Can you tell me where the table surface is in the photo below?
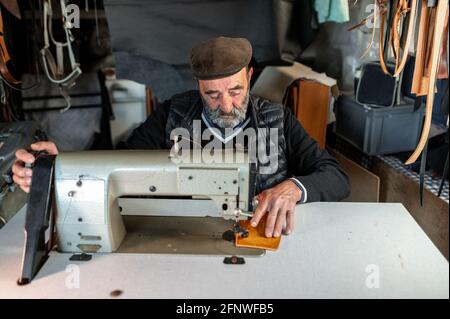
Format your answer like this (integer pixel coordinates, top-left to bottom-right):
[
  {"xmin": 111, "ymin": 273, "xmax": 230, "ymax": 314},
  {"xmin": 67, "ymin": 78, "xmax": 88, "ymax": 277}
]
[{"xmin": 0, "ymin": 202, "xmax": 448, "ymax": 299}]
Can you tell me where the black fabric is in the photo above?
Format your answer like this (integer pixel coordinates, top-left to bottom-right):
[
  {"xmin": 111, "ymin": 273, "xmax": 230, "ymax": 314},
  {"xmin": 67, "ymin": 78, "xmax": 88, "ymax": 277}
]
[
  {"xmin": 356, "ymin": 62, "xmax": 397, "ymax": 107},
  {"xmin": 119, "ymin": 90, "xmax": 350, "ymax": 202}
]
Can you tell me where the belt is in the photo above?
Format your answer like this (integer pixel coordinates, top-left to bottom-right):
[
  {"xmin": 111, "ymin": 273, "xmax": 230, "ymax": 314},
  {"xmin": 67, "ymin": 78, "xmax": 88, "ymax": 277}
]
[{"xmin": 406, "ymin": 0, "xmax": 448, "ymax": 165}]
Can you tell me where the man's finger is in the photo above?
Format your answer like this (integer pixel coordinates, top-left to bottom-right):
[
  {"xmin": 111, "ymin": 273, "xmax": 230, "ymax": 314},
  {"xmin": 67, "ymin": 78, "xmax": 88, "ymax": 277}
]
[
  {"xmin": 15, "ymin": 149, "xmax": 35, "ymax": 165},
  {"xmin": 273, "ymin": 208, "xmax": 287, "ymax": 238},
  {"xmin": 12, "ymin": 174, "xmax": 24, "ymax": 185},
  {"xmin": 31, "ymin": 141, "xmax": 58, "ymax": 155},
  {"xmin": 265, "ymin": 205, "xmax": 279, "ymax": 237},
  {"xmin": 24, "ymin": 177, "xmax": 32, "ymax": 187},
  {"xmin": 12, "ymin": 161, "xmax": 33, "ymax": 178},
  {"xmin": 251, "ymin": 193, "xmax": 269, "ymax": 227},
  {"xmin": 12, "ymin": 175, "xmax": 31, "ymax": 193},
  {"xmin": 283, "ymin": 211, "xmax": 295, "ymax": 235},
  {"xmin": 12, "ymin": 161, "xmax": 25, "ymax": 177}
]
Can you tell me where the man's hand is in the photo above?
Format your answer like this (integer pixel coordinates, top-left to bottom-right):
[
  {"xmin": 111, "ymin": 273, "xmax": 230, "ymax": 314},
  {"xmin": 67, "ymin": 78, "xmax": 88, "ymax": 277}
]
[
  {"xmin": 250, "ymin": 179, "xmax": 301, "ymax": 238},
  {"xmin": 12, "ymin": 141, "xmax": 59, "ymax": 193}
]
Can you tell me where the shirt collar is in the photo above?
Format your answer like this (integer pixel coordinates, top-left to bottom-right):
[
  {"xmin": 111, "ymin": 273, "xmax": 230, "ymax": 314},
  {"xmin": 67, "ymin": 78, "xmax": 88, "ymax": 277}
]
[{"xmin": 201, "ymin": 109, "xmax": 250, "ymax": 144}]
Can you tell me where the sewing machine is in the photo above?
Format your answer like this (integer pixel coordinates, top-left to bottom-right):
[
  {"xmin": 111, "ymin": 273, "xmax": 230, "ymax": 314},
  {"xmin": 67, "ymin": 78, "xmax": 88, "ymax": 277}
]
[{"xmin": 19, "ymin": 149, "xmax": 257, "ymax": 284}]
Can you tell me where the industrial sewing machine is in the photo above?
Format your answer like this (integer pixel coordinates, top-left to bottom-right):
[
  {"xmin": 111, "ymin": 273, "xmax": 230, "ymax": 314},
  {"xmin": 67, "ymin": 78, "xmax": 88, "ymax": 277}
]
[{"xmin": 19, "ymin": 149, "xmax": 257, "ymax": 284}]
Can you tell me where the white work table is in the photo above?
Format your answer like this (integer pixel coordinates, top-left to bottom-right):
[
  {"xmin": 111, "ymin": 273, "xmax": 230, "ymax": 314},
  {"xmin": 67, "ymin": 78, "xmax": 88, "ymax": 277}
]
[{"xmin": 0, "ymin": 202, "xmax": 448, "ymax": 299}]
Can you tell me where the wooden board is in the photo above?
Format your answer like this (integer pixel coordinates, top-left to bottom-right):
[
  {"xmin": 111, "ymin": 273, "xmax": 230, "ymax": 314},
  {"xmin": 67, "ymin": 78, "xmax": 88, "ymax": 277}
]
[
  {"xmin": 296, "ymin": 80, "xmax": 330, "ymax": 149},
  {"xmin": 328, "ymin": 148, "xmax": 380, "ymax": 202}
]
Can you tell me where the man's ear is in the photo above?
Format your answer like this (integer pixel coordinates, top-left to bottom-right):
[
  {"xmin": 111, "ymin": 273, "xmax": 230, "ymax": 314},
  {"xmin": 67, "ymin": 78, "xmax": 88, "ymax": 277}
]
[{"xmin": 247, "ymin": 67, "xmax": 254, "ymax": 81}]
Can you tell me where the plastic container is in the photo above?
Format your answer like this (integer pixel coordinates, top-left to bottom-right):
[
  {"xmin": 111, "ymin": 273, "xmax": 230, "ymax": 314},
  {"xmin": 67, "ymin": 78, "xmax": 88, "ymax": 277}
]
[{"xmin": 335, "ymin": 95, "xmax": 425, "ymax": 156}]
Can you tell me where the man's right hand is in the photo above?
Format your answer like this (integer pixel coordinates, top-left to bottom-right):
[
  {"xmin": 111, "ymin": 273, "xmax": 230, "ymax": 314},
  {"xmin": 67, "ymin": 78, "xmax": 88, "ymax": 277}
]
[{"xmin": 12, "ymin": 141, "xmax": 59, "ymax": 193}]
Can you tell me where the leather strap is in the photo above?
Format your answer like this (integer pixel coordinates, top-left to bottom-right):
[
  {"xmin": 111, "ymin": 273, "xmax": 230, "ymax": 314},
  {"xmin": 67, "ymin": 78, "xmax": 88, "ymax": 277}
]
[
  {"xmin": 351, "ymin": 0, "xmax": 415, "ymax": 77},
  {"xmin": 419, "ymin": 140, "xmax": 428, "ymax": 206},
  {"xmin": 437, "ymin": 9, "xmax": 449, "ymax": 79},
  {"xmin": 406, "ymin": 0, "xmax": 449, "ymax": 165},
  {"xmin": 379, "ymin": 4, "xmax": 390, "ymax": 74},
  {"xmin": 437, "ymin": 148, "xmax": 449, "ymax": 197},
  {"xmin": 393, "ymin": 0, "xmax": 418, "ymax": 77}
]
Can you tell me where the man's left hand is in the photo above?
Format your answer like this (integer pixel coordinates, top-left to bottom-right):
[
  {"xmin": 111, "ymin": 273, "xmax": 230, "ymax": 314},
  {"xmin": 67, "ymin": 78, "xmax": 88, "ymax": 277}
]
[{"xmin": 250, "ymin": 179, "xmax": 302, "ymax": 238}]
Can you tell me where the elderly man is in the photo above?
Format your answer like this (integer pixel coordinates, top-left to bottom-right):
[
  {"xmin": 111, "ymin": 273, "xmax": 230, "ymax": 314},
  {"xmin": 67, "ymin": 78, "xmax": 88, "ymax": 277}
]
[{"xmin": 13, "ymin": 37, "xmax": 350, "ymax": 238}]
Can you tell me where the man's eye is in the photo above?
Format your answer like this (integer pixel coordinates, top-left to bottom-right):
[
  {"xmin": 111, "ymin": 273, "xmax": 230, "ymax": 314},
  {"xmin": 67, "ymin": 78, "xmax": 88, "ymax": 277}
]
[
  {"xmin": 209, "ymin": 94, "xmax": 220, "ymax": 100},
  {"xmin": 229, "ymin": 90, "xmax": 241, "ymax": 96}
]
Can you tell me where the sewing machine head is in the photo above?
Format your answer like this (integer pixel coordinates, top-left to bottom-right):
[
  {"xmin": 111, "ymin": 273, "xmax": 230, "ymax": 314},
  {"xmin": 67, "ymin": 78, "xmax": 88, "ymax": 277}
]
[{"xmin": 54, "ymin": 150, "xmax": 256, "ymax": 253}]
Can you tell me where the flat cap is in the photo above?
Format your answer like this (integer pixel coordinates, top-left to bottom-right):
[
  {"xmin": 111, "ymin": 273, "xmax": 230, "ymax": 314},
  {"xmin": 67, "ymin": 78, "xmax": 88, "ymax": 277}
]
[{"xmin": 190, "ymin": 37, "xmax": 252, "ymax": 80}]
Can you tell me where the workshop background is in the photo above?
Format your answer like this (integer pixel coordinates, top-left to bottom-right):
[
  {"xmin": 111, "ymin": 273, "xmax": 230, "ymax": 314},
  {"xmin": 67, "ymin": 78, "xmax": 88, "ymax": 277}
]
[{"xmin": 0, "ymin": 0, "xmax": 448, "ymax": 260}]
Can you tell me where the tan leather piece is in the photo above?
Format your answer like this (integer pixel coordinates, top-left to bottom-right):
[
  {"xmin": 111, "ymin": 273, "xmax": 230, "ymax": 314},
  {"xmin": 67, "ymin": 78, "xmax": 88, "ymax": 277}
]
[
  {"xmin": 406, "ymin": 0, "xmax": 449, "ymax": 165},
  {"xmin": 411, "ymin": 1, "xmax": 430, "ymax": 96},
  {"xmin": 437, "ymin": 10, "xmax": 449, "ymax": 79},
  {"xmin": 235, "ymin": 218, "xmax": 282, "ymax": 251}
]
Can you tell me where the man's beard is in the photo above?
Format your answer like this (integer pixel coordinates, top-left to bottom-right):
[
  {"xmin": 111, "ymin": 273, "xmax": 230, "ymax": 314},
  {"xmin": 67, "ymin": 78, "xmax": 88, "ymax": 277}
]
[{"xmin": 202, "ymin": 90, "xmax": 250, "ymax": 128}]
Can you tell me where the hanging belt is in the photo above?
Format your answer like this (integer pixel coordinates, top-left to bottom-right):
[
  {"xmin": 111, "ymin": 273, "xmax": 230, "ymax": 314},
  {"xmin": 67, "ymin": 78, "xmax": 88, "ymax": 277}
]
[
  {"xmin": 437, "ymin": 147, "xmax": 449, "ymax": 197},
  {"xmin": 406, "ymin": 0, "xmax": 449, "ymax": 165},
  {"xmin": 393, "ymin": 0, "xmax": 418, "ymax": 77}
]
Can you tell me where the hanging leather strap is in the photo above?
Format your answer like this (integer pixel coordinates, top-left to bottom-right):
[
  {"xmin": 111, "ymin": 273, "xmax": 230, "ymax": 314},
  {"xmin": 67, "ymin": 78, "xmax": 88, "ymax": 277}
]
[
  {"xmin": 379, "ymin": 3, "xmax": 390, "ymax": 73},
  {"xmin": 419, "ymin": 140, "xmax": 428, "ymax": 206},
  {"xmin": 406, "ymin": 0, "xmax": 449, "ymax": 165},
  {"xmin": 393, "ymin": 0, "xmax": 418, "ymax": 77},
  {"xmin": 437, "ymin": 148, "xmax": 449, "ymax": 197}
]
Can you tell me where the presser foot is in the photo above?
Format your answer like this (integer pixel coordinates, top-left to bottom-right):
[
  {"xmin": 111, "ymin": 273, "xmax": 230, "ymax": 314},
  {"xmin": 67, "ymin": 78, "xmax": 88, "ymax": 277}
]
[
  {"xmin": 221, "ymin": 222, "xmax": 249, "ymax": 243},
  {"xmin": 233, "ymin": 222, "xmax": 249, "ymax": 238}
]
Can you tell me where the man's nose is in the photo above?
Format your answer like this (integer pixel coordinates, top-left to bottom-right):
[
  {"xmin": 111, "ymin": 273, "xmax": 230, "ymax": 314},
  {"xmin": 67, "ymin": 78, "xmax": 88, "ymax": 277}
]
[{"xmin": 220, "ymin": 94, "xmax": 234, "ymax": 114}]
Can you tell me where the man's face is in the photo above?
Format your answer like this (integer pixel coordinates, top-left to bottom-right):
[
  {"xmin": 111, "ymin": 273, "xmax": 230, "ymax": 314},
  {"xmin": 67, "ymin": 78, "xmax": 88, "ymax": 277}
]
[{"xmin": 199, "ymin": 67, "xmax": 253, "ymax": 128}]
